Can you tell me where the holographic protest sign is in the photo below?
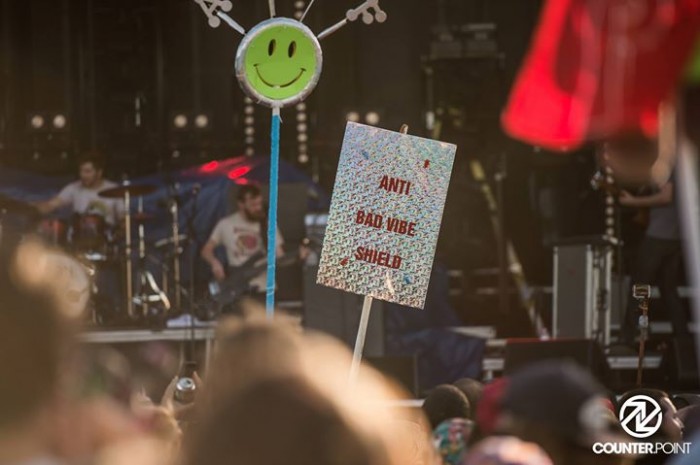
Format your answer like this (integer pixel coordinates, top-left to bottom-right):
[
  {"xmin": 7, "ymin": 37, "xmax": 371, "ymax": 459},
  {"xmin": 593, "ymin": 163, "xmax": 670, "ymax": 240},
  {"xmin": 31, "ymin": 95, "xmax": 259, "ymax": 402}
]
[{"xmin": 317, "ymin": 122, "xmax": 456, "ymax": 309}]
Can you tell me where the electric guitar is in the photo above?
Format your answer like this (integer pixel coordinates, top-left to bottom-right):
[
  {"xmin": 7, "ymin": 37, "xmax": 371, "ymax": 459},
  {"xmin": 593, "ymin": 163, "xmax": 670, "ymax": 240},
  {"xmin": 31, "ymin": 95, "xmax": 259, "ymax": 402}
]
[{"xmin": 208, "ymin": 251, "xmax": 298, "ymax": 306}]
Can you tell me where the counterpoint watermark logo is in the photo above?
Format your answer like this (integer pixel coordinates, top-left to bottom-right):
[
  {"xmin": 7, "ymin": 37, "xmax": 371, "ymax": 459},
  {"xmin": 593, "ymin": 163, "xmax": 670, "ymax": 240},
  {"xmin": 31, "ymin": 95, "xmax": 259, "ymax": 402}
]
[
  {"xmin": 592, "ymin": 394, "xmax": 692, "ymax": 456},
  {"xmin": 619, "ymin": 395, "xmax": 662, "ymax": 439}
]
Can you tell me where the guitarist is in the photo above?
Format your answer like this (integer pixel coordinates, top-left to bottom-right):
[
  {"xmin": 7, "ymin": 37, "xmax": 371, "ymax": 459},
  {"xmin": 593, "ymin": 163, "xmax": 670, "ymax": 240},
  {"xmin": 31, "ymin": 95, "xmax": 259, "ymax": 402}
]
[
  {"xmin": 604, "ymin": 140, "xmax": 687, "ymax": 345},
  {"xmin": 200, "ymin": 185, "xmax": 284, "ymax": 305}
]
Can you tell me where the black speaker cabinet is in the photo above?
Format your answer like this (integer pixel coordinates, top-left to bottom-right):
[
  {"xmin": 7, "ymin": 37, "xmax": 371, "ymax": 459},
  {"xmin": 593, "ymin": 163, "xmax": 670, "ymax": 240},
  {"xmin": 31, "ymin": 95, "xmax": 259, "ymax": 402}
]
[
  {"xmin": 303, "ymin": 265, "xmax": 385, "ymax": 357},
  {"xmin": 504, "ymin": 339, "xmax": 610, "ymax": 386}
]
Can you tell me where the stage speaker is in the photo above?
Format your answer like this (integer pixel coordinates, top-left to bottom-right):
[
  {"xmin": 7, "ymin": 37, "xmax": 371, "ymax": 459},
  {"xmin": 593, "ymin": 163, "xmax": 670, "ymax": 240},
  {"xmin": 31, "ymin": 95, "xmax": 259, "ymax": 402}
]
[
  {"xmin": 303, "ymin": 265, "xmax": 384, "ymax": 357},
  {"xmin": 663, "ymin": 335, "xmax": 699, "ymax": 388},
  {"xmin": 504, "ymin": 339, "xmax": 610, "ymax": 385},
  {"xmin": 366, "ymin": 355, "xmax": 418, "ymax": 397}
]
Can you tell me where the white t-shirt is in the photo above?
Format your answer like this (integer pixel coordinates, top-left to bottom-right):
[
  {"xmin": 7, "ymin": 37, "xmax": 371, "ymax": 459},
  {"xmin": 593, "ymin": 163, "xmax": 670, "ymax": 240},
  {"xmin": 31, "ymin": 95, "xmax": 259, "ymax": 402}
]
[
  {"xmin": 57, "ymin": 180, "xmax": 123, "ymax": 224},
  {"xmin": 209, "ymin": 211, "xmax": 284, "ymax": 291}
]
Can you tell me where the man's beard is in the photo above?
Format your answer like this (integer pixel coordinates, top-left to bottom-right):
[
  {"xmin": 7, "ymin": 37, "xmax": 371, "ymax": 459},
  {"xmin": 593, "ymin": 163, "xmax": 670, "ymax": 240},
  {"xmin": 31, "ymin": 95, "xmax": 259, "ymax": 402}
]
[{"xmin": 243, "ymin": 209, "xmax": 264, "ymax": 222}]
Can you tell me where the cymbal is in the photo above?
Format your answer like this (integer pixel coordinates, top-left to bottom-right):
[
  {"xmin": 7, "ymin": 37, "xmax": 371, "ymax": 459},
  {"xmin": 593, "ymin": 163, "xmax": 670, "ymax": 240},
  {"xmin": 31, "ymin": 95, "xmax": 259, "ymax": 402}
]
[
  {"xmin": 98, "ymin": 184, "xmax": 157, "ymax": 199},
  {"xmin": 0, "ymin": 193, "xmax": 38, "ymax": 215}
]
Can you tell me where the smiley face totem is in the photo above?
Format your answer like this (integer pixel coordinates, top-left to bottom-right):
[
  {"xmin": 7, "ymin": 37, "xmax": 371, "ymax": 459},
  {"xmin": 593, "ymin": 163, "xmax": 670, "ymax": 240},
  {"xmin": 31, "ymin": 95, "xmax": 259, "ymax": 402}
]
[
  {"xmin": 194, "ymin": 0, "xmax": 387, "ymax": 315},
  {"xmin": 195, "ymin": 0, "xmax": 387, "ymax": 108},
  {"xmin": 237, "ymin": 19, "xmax": 321, "ymax": 108}
]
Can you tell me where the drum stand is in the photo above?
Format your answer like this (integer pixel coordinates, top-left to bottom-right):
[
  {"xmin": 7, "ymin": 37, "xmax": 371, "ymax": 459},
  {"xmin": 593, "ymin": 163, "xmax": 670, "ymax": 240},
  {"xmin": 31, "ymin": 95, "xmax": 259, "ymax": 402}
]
[
  {"xmin": 168, "ymin": 196, "xmax": 183, "ymax": 311},
  {"xmin": 132, "ymin": 198, "xmax": 171, "ymax": 318},
  {"xmin": 123, "ymin": 188, "xmax": 134, "ymax": 318}
]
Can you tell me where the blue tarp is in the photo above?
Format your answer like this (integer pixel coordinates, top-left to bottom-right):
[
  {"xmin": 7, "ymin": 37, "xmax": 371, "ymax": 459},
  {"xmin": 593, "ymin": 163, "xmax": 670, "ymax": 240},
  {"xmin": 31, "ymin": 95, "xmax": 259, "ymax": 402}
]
[{"xmin": 385, "ymin": 264, "xmax": 486, "ymax": 392}]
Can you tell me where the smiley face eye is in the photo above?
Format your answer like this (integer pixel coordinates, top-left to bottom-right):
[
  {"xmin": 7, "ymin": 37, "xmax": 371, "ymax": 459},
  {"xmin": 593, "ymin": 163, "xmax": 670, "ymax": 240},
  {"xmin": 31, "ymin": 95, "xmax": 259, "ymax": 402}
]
[
  {"xmin": 288, "ymin": 41, "xmax": 297, "ymax": 58},
  {"xmin": 268, "ymin": 39, "xmax": 276, "ymax": 56}
]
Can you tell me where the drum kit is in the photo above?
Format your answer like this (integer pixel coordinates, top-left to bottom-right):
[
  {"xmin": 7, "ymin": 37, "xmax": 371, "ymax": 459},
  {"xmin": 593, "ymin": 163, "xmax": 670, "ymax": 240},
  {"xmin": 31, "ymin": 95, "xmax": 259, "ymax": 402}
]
[{"xmin": 0, "ymin": 181, "xmax": 196, "ymax": 326}]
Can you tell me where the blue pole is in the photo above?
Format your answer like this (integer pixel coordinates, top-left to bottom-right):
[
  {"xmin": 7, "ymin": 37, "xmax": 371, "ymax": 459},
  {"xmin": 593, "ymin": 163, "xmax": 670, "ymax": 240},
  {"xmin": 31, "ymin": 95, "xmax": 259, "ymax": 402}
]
[{"xmin": 266, "ymin": 107, "xmax": 281, "ymax": 318}]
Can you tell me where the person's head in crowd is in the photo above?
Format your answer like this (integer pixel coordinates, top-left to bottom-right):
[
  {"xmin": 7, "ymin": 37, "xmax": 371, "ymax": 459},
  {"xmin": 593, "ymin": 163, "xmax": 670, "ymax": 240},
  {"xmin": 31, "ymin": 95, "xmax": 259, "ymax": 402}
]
[
  {"xmin": 236, "ymin": 184, "xmax": 265, "ymax": 221},
  {"xmin": 423, "ymin": 384, "xmax": 471, "ymax": 429},
  {"xmin": 499, "ymin": 361, "xmax": 632, "ymax": 465},
  {"xmin": 677, "ymin": 404, "xmax": 700, "ymax": 438},
  {"xmin": 617, "ymin": 388, "xmax": 684, "ymax": 443},
  {"xmin": 0, "ymin": 242, "xmax": 72, "ymax": 463},
  {"xmin": 476, "ymin": 377, "xmax": 509, "ymax": 437},
  {"xmin": 201, "ymin": 314, "xmax": 306, "ymax": 408},
  {"xmin": 462, "ymin": 436, "xmax": 553, "ymax": 465},
  {"xmin": 187, "ymin": 376, "xmax": 389, "ymax": 465},
  {"xmin": 194, "ymin": 317, "xmax": 417, "ymax": 465},
  {"xmin": 433, "ymin": 418, "xmax": 474, "ymax": 465},
  {"xmin": 453, "ymin": 378, "xmax": 483, "ymax": 420}
]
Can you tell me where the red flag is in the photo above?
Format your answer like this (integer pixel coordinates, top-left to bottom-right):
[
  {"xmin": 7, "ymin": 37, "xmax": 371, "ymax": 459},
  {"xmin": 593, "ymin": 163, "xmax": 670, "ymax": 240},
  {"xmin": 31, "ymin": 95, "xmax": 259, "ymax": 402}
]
[{"xmin": 502, "ymin": 0, "xmax": 700, "ymax": 152}]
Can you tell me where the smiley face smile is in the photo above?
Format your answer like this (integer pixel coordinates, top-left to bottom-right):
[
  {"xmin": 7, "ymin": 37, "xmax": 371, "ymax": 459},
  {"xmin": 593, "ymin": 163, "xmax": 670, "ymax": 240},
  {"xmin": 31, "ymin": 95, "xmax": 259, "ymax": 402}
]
[{"xmin": 254, "ymin": 64, "xmax": 306, "ymax": 88}]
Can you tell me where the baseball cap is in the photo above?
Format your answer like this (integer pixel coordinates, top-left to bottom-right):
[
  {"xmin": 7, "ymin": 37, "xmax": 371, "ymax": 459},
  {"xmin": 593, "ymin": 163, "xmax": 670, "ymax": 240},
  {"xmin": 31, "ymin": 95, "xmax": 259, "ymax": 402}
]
[
  {"xmin": 500, "ymin": 360, "xmax": 628, "ymax": 447},
  {"xmin": 475, "ymin": 377, "xmax": 509, "ymax": 436}
]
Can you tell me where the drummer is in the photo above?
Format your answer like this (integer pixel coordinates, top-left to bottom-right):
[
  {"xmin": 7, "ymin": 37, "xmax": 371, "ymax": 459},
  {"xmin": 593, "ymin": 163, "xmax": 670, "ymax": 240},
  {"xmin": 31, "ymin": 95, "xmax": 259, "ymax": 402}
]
[{"xmin": 36, "ymin": 151, "xmax": 123, "ymax": 223}]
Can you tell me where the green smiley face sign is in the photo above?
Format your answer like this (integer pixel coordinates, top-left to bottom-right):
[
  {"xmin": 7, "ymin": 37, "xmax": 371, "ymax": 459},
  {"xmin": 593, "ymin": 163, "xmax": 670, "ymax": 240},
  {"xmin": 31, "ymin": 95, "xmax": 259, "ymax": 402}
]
[{"xmin": 235, "ymin": 18, "xmax": 322, "ymax": 108}]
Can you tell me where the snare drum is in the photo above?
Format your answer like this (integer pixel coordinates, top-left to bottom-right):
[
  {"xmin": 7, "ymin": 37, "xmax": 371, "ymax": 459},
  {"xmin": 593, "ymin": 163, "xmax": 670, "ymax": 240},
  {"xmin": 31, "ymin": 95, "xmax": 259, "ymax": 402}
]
[
  {"xmin": 72, "ymin": 214, "xmax": 109, "ymax": 260},
  {"xmin": 37, "ymin": 219, "xmax": 68, "ymax": 246}
]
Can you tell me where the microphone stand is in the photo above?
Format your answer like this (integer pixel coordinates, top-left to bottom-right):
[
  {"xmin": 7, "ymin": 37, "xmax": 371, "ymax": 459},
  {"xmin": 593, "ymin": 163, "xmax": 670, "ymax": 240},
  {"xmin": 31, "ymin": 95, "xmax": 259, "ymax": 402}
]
[{"xmin": 185, "ymin": 185, "xmax": 201, "ymax": 319}]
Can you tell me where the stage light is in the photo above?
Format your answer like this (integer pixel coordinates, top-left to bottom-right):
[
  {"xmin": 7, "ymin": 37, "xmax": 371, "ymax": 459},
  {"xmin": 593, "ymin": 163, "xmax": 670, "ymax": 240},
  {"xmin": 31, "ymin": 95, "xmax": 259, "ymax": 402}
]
[
  {"xmin": 194, "ymin": 114, "xmax": 209, "ymax": 128},
  {"xmin": 244, "ymin": 126, "xmax": 255, "ymax": 136},
  {"xmin": 296, "ymin": 112, "xmax": 307, "ymax": 123},
  {"xmin": 201, "ymin": 160, "xmax": 220, "ymax": 173},
  {"xmin": 245, "ymin": 136, "xmax": 254, "ymax": 145},
  {"xmin": 245, "ymin": 147, "xmax": 255, "ymax": 156},
  {"xmin": 30, "ymin": 115, "xmax": 45, "ymax": 129},
  {"xmin": 172, "ymin": 150, "xmax": 181, "ymax": 159},
  {"xmin": 52, "ymin": 114, "xmax": 67, "ymax": 129},
  {"xmin": 244, "ymin": 106, "xmax": 254, "ymax": 115},
  {"xmin": 365, "ymin": 111, "xmax": 380, "ymax": 125},
  {"xmin": 173, "ymin": 114, "xmax": 188, "ymax": 128},
  {"xmin": 299, "ymin": 143, "xmax": 307, "ymax": 153},
  {"xmin": 297, "ymin": 123, "xmax": 307, "ymax": 133},
  {"xmin": 296, "ymin": 102, "xmax": 306, "ymax": 112},
  {"xmin": 297, "ymin": 133, "xmax": 308, "ymax": 143},
  {"xmin": 244, "ymin": 116, "xmax": 254, "ymax": 125},
  {"xmin": 298, "ymin": 153, "xmax": 309, "ymax": 163},
  {"xmin": 294, "ymin": 0, "xmax": 305, "ymax": 8},
  {"xmin": 346, "ymin": 111, "xmax": 360, "ymax": 123}
]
